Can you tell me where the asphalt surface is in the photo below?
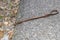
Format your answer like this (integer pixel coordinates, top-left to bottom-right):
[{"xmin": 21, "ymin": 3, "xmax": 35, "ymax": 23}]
[{"xmin": 13, "ymin": 0, "xmax": 60, "ymax": 40}]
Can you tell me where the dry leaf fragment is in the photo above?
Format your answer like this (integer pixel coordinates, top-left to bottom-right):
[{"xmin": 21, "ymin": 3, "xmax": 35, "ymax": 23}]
[
  {"xmin": 8, "ymin": 30, "xmax": 14, "ymax": 39},
  {"xmin": 0, "ymin": 22, "xmax": 2, "ymax": 27},
  {"xmin": 0, "ymin": 30, "xmax": 4, "ymax": 39}
]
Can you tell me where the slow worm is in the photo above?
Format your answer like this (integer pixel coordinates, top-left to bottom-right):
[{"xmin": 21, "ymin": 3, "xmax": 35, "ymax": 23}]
[{"xmin": 14, "ymin": 10, "xmax": 59, "ymax": 26}]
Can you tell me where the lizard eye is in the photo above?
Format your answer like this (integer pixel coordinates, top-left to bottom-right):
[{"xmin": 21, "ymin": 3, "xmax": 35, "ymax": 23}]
[{"xmin": 50, "ymin": 10, "xmax": 59, "ymax": 14}]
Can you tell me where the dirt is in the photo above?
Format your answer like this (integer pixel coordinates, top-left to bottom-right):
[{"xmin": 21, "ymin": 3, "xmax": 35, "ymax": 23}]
[{"xmin": 0, "ymin": 0, "xmax": 20, "ymax": 40}]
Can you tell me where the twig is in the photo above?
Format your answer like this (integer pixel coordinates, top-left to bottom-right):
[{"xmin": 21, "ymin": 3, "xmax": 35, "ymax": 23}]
[{"xmin": 14, "ymin": 10, "xmax": 59, "ymax": 26}]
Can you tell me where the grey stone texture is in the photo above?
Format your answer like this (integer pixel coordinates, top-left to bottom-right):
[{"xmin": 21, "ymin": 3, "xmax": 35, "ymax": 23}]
[{"xmin": 13, "ymin": 0, "xmax": 60, "ymax": 40}]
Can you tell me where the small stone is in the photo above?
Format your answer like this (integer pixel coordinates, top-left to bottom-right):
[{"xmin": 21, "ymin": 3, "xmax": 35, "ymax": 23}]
[
  {"xmin": 4, "ymin": 22, "xmax": 9, "ymax": 26},
  {"xmin": 14, "ymin": 0, "xmax": 20, "ymax": 3},
  {"xmin": 1, "ymin": 34, "xmax": 9, "ymax": 40}
]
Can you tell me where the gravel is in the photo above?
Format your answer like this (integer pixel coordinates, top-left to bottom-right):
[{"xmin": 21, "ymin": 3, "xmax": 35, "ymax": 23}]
[{"xmin": 13, "ymin": 0, "xmax": 60, "ymax": 40}]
